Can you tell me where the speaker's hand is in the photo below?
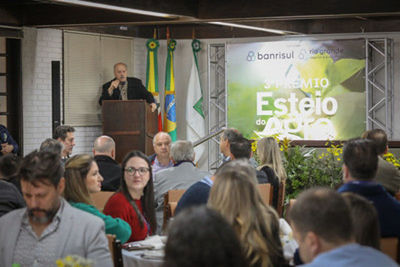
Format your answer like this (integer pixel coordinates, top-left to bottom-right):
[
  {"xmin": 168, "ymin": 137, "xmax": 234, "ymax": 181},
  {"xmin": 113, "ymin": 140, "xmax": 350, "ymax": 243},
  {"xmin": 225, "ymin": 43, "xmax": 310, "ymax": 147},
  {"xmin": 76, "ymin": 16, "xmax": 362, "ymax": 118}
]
[
  {"xmin": 108, "ymin": 80, "xmax": 120, "ymax": 96},
  {"xmin": 150, "ymin": 103, "xmax": 157, "ymax": 112}
]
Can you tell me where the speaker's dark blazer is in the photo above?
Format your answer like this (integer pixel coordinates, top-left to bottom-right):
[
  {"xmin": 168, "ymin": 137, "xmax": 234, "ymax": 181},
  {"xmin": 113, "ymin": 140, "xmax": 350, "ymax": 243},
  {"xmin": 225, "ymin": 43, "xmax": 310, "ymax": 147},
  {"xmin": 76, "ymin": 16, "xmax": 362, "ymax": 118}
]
[{"xmin": 99, "ymin": 77, "xmax": 155, "ymax": 105}]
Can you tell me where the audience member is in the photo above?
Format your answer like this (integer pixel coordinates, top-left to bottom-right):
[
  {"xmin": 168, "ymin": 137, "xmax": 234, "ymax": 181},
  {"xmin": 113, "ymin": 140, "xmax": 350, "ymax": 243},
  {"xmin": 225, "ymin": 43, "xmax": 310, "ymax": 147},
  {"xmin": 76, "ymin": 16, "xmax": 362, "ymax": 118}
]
[
  {"xmin": 154, "ymin": 140, "xmax": 210, "ymax": 233},
  {"xmin": 220, "ymin": 128, "xmax": 258, "ymax": 167},
  {"xmin": 149, "ymin": 132, "xmax": 173, "ymax": 175},
  {"xmin": 163, "ymin": 206, "xmax": 247, "ymax": 267},
  {"xmin": 257, "ymin": 137, "xmax": 287, "ymax": 209},
  {"xmin": 342, "ymin": 192, "xmax": 380, "ymax": 249},
  {"xmin": 40, "ymin": 138, "xmax": 63, "ymax": 156},
  {"xmin": 0, "ymin": 124, "xmax": 18, "ymax": 155},
  {"xmin": 0, "ymin": 151, "xmax": 112, "ymax": 267},
  {"xmin": 64, "ymin": 154, "xmax": 131, "ymax": 243},
  {"xmin": 0, "ymin": 153, "xmax": 21, "ymax": 191},
  {"xmin": 338, "ymin": 138, "xmax": 400, "ymax": 237},
  {"xmin": 362, "ymin": 129, "xmax": 400, "ymax": 195},
  {"xmin": 53, "ymin": 125, "xmax": 75, "ymax": 162},
  {"xmin": 175, "ymin": 174, "xmax": 215, "ymax": 215},
  {"xmin": 0, "ymin": 180, "xmax": 25, "ymax": 217},
  {"xmin": 288, "ymin": 187, "xmax": 396, "ymax": 267},
  {"xmin": 104, "ymin": 150, "xmax": 156, "ymax": 242},
  {"xmin": 219, "ymin": 128, "xmax": 243, "ymax": 163},
  {"xmin": 208, "ymin": 159, "xmax": 287, "ymax": 267},
  {"xmin": 229, "ymin": 137, "xmax": 269, "ymax": 184},
  {"xmin": 176, "ymin": 136, "xmax": 264, "ymax": 215},
  {"xmin": 93, "ymin": 135, "xmax": 121, "ymax": 191}
]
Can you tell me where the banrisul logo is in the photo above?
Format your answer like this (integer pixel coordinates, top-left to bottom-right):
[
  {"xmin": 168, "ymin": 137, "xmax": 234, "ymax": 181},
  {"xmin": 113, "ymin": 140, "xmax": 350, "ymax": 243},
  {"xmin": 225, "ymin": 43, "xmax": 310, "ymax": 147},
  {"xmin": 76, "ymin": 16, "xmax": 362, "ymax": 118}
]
[
  {"xmin": 257, "ymin": 50, "xmax": 294, "ymax": 60},
  {"xmin": 247, "ymin": 51, "xmax": 256, "ymax": 61},
  {"xmin": 247, "ymin": 50, "xmax": 295, "ymax": 62}
]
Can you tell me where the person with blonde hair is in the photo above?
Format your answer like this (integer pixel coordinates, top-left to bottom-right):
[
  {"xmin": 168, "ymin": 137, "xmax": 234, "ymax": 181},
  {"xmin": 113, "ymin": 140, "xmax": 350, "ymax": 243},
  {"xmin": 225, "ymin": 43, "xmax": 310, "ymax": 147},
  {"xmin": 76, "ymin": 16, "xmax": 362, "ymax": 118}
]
[
  {"xmin": 208, "ymin": 160, "xmax": 287, "ymax": 267},
  {"xmin": 256, "ymin": 137, "xmax": 287, "ymax": 209},
  {"xmin": 63, "ymin": 154, "xmax": 131, "ymax": 243}
]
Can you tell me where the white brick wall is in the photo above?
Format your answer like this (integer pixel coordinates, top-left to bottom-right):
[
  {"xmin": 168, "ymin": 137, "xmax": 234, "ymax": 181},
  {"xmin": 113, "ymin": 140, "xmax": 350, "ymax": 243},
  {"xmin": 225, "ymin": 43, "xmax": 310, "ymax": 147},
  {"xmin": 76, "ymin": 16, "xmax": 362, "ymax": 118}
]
[
  {"xmin": 22, "ymin": 27, "xmax": 62, "ymax": 155},
  {"xmin": 73, "ymin": 126, "xmax": 102, "ymax": 155}
]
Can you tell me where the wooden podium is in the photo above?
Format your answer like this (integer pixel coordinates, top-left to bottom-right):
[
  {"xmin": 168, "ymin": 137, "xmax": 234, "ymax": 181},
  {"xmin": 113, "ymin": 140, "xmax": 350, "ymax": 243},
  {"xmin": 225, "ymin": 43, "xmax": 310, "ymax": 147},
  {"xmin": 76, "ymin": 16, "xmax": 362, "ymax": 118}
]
[{"xmin": 102, "ymin": 100, "xmax": 157, "ymax": 163}]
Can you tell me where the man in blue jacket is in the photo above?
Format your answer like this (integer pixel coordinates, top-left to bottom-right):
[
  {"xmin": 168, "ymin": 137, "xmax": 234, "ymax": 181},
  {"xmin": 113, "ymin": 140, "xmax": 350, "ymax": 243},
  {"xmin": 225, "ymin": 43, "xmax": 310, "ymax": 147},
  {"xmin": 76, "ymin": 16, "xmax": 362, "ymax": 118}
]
[
  {"xmin": 338, "ymin": 138, "xmax": 400, "ymax": 238},
  {"xmin": 0, "ymin": 124, "xmax": 18, "ymax": 155}
]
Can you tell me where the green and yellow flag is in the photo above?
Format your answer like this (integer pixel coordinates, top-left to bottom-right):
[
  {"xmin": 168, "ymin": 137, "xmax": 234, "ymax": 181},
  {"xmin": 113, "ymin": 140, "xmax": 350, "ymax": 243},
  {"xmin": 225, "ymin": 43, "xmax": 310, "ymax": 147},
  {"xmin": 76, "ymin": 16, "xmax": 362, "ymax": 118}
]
[
  {"xmin": 145, "ymin": 38, "xmax": 162, "ymax": 131},
  {"xmin": 164, "ymin": 39, "xmax": 177, "ymax": 141}
]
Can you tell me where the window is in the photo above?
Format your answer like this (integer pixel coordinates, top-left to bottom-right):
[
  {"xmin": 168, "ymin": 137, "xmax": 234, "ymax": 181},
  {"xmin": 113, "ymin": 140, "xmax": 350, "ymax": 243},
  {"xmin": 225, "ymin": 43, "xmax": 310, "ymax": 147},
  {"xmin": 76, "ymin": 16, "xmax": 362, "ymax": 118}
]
[{"xmin": 64, "ymin": 31, "xmax": 134, "ymax": 126}]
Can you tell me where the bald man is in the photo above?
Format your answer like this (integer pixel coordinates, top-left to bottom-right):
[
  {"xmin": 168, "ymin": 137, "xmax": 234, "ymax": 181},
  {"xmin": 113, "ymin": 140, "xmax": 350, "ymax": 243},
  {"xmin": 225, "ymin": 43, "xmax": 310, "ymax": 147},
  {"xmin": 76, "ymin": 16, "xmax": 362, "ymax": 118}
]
[
  {"xmin": 99, "ymin": 62, "xmax": 157, "ymax": 112},
  {"xmin": 93, "ymin": 135, "xmax": 121, "ymax": 191},
  {"xmin": 149, "ymin": 132, "xmax": 173, "ymax": 176}
]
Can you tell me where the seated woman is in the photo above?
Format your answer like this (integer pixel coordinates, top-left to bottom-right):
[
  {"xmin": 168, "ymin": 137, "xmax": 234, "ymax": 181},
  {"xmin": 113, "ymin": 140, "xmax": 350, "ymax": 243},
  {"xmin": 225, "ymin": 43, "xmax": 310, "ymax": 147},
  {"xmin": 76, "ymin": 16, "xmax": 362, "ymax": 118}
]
[
  {"xmin": 256, "ymin": 137, "xmax": 287, "ymax": 209},
  {"xmin": 208, "ymin": 159, "xmax": 288, "ymax": 267},
  {"xmin": 64, "ymin": 154, "xmax": 131, "ymax": 243},
  {"xmin": 104, "ymin": 150, "xmax": 156, "ymax": 242}
]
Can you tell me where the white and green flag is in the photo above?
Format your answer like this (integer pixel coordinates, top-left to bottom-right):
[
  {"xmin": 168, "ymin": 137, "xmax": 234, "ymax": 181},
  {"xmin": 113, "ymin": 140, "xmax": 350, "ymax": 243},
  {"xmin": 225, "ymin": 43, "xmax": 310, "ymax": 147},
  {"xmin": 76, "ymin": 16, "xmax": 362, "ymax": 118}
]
[{"xmin": 186, "ymin": 39, "xmax": 206, "ymax": 162}]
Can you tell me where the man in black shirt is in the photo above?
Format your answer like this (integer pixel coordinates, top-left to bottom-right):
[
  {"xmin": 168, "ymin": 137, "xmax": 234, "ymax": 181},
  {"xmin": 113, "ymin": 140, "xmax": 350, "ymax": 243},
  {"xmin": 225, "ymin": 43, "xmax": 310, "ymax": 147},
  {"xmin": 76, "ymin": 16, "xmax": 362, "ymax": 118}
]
[{"xmin": 93, "ymin": 135, "xmax": 121, "ymax": 191}]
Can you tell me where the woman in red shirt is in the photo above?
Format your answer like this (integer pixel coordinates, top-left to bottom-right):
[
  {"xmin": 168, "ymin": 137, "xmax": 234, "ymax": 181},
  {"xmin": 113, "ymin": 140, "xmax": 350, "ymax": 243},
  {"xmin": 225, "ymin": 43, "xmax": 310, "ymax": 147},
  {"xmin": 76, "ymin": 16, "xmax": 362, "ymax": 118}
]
[{"xmin": 104, "ymin": 150, "xmax": 156, "ymax": 242}]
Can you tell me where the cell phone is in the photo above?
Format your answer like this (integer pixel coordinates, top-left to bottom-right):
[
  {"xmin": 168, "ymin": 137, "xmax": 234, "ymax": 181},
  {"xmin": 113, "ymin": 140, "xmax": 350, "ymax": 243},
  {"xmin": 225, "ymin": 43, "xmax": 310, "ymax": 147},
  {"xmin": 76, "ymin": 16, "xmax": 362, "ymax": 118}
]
[{"xmin": 122, "ymin": 243, "xmax": 154, "ymax": 251}]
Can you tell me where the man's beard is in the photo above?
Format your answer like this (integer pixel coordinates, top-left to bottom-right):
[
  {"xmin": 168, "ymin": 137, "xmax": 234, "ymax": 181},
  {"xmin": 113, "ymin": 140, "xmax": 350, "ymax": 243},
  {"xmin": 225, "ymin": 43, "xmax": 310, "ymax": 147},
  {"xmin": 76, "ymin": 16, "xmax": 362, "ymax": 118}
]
[{"xmin": 28, "ymin": 206, "xmax": 59, "ymax": 224}]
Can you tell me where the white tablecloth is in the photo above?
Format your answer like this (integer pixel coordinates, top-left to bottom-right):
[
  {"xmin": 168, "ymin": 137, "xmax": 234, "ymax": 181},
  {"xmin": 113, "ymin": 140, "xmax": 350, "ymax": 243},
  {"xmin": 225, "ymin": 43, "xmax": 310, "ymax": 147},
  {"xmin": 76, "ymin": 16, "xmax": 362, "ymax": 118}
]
[
  {"xmin": 122, "ymin": 235, "xmax": 165, "ymax": 267},
  {"xmin": 122, "ymin": 249, "xmax": 163, "ymax": 267}
]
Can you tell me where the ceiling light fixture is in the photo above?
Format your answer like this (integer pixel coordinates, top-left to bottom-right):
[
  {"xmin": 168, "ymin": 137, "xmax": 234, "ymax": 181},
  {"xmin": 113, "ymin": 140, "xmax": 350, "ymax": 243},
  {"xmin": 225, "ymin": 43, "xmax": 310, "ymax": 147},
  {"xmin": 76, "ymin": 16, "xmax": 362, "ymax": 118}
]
[
  {"xmin": 208, "ymin": 21, "xmax": 291, "ymax": 35},
  {"xmin": 51, "ymin": 0, "xmax": 175, "ymax": 18}
]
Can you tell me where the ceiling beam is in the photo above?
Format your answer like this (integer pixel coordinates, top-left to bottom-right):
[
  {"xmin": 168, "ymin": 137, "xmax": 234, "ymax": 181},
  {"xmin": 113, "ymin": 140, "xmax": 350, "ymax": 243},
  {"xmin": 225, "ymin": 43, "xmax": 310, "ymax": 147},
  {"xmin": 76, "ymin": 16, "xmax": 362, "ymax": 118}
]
[
  {"xmin": 61, "ymin": 17, "xmax": 400, "ymax": 39},
  {"xmin": 198, "ymin": 0, "xmax": 400, "ymax": 20}
]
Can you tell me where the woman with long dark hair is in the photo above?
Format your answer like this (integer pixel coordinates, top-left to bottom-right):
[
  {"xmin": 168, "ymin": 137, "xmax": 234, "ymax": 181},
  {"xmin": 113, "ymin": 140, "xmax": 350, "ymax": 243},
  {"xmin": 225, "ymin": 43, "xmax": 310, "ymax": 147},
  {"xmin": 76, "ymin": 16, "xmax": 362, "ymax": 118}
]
[{"xmin": 104, "ymin": 150, "xmax": 156, "ymax": 242}]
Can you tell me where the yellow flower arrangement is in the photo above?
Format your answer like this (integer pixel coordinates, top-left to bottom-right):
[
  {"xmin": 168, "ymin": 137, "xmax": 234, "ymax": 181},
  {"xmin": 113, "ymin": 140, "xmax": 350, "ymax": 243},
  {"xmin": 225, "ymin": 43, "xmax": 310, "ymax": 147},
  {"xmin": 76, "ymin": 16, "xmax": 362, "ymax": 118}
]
[
  {"xmin": 325, "ymin": 142, "xmax": 343, "ymax": 162},
  {"xmin": 279, "ymin": 137, "xmax": 291, "ymax": 152},
  {"xmin": 251, "ymin": 139, "xmax": 257, "ymax": 153},
  {"xmin": 383, "ymin": 152, "xmax": 400, "ymax": 168},
  {"xmin": 252, "ymin": 136, "xmax": 343, "ymax": 200},
  {"xmin": 56, "ymin": 255, "xmax": 93, "ymax": 267}
]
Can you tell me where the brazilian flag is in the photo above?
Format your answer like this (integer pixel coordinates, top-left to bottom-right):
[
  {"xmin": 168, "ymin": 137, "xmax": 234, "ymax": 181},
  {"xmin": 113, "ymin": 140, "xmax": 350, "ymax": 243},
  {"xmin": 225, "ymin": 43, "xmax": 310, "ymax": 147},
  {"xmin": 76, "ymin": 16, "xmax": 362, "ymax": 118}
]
[{"xmin": 164, "ymin": 39, "xmax": 177, "ymax": 141}]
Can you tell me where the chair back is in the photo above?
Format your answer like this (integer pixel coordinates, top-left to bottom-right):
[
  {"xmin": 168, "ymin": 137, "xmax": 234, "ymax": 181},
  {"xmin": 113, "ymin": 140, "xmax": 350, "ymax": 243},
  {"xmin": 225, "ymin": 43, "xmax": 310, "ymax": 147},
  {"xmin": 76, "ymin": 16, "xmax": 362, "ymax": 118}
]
[
  {"xmin": 257, "ymin": 183, "xmax": 273, "ymax": 206},
  {"xmin": 163, "ymin": 189, "xmax": 186, "ymax": 230},
  {"xmin": 276, "ymin": 180, "xmax": 286, "ymax": 217},
  {"xmin": 107, "ymin": 234, "xmax": 123, "ymax": 267},
  {"xmin": 284, "ymin": 199, "xmax": 297, "ymax": 220},
  {"xmin": 91, "ymin": 191, "xmax": 115, "ymax": 212},
  {"xmin": 380, "ymin": 237, "xmax": 399, "ymax": 263}
]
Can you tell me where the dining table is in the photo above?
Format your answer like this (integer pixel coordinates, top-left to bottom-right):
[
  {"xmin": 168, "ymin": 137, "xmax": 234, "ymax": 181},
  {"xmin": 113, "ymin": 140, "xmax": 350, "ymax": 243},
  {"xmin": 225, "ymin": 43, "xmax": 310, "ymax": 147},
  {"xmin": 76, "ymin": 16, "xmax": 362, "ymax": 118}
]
[{"xmin": 122, "ymin": 235, "xmax": 165, "ymax": 267}]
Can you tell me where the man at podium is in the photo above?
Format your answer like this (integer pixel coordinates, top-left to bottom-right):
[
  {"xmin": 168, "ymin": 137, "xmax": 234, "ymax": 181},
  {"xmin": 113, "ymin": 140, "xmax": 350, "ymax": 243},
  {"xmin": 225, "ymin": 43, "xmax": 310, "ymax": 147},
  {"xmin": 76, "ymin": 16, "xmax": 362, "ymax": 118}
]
[{"xmin": 99, "ymin": 62, "xmax": 157, "ymax": 112}]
